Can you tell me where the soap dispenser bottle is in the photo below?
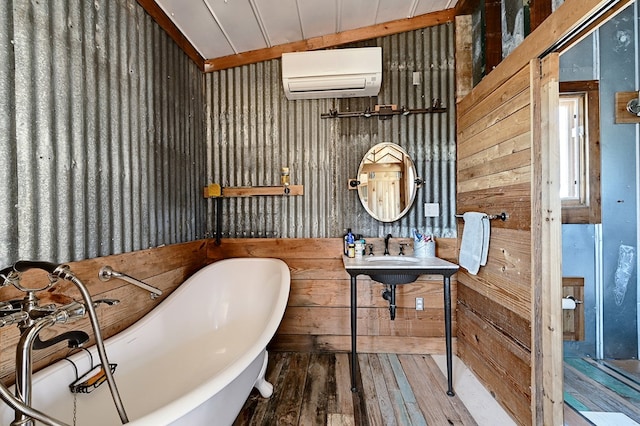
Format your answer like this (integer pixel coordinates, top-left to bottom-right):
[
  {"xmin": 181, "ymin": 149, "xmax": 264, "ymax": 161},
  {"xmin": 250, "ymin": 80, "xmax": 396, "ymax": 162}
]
[
  {"xmin": 347, "ymin": 232, "xmax": 355, "ymax": 258},
  {"xmin": 344, "ymin": 228, "xmax": 353, "ymax": 256}
]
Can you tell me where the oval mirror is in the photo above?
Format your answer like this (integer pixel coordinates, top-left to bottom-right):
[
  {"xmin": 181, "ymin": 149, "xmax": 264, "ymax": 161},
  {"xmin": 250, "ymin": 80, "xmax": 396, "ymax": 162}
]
[{"xmin": 356, "ymin": 142, "xmax": 418, "ymax": 222}]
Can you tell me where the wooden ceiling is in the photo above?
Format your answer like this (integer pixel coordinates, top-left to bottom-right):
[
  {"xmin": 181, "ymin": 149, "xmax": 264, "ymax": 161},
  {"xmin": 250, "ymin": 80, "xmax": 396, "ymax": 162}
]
[
  {"xmin": 136, "ymin": 0, "xmax": 482, "ymax": 72},
  {"xmin": 135, "ymin": 0, "xmax": 561, "ymax": 84}
]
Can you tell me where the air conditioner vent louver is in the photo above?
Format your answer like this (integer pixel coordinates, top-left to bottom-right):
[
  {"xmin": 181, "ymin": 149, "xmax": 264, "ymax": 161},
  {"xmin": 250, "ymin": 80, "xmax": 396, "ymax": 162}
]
[{"xmin": 282, "ymin": 47, "xmax": 382, "ymax": 100}]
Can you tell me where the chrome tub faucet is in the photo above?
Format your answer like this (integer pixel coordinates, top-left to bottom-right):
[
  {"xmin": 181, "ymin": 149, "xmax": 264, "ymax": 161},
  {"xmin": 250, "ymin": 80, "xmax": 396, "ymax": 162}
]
[{"xmin": 0, "ymin": 260, "xmax": 129, "ymax": 426}]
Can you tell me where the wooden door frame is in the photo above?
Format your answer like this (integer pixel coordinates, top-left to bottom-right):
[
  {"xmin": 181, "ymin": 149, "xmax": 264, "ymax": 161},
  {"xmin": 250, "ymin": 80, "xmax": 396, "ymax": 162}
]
[
  {"xmin": 530, "ymin": 2, "xmax": 633, "ymax": 424},
  {"xmin": 531, "ymin": 53, "xmax": 563, "ymax": 425},
  {"xmin": 456, "ymin": 0, "xmax": 634, "ymax": 424}
]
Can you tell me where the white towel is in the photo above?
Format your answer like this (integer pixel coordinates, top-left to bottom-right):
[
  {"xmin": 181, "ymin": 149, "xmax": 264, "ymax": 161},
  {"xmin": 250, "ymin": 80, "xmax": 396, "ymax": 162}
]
[
  {"xmin": 480, "ymin": 215, "xmax": 490, "ymax": 266},
  {"xmin": 459, "ymin": 212, "xmax": 491, "ymax": 275}
]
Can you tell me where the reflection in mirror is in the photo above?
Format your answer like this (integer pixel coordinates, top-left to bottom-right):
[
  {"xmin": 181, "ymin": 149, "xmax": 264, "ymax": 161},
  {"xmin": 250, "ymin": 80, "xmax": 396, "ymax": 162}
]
[{"xmin": 357, "ymin": 142, "xmax": 418, "ymax": 222}]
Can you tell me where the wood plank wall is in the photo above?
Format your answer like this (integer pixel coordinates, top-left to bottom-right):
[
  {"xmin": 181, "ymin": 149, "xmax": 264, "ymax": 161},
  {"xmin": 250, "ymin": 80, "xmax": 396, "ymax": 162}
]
[
  {"xmin": 207, "ymin": 238, "xmax": 458, "ymax": 354},
  {"xmin": 0, "ymin": 240, "xmax": 209, "ymax": 385},
  {"xmin": 456, "ymin": 58, "xmax": 533, "ymax": 425},
  {"xmin": 454, "ymin": 1, "xmax": 627, "ymax": 424},
  {"xmin": 0, "ymin": 237, "xmax": 457, "ymax": 386}
]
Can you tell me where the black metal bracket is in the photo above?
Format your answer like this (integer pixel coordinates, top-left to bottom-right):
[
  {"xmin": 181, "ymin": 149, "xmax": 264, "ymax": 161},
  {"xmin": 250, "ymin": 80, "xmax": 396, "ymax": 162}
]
[
  {"xmin": 215, "ymin": 197, "xmax": 223, "ymax": 246},
  {"xmin": 321, "ymin": 100, "xmax": 447, "ymax": 120}
]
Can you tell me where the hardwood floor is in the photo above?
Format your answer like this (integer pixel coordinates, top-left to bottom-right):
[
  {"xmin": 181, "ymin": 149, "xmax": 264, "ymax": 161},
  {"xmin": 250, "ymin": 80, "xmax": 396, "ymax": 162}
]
[
  {"xmin": 234, "ymin": 352, "xmax": 477, "ymax": 426},
  {"xmin": 604, "ymin": 359, "xmax": 640, "ymax": 384},
  {"xmin": 564, "ymin": 358, "xmax": 640, "ymax": 425},
  {"xmin": 234, "ymin": 353, "xmax": 640, "ymax": 425}
]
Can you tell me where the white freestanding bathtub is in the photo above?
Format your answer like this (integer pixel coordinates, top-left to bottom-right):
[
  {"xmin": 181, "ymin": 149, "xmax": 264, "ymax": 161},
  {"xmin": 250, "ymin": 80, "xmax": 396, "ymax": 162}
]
[{"xmin": 0, "ymin": 258, "xmax": 290, "ymax": 426}]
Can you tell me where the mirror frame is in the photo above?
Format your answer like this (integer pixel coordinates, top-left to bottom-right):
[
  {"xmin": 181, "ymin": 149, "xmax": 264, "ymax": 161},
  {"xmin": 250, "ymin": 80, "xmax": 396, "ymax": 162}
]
[{"xmin": 356, "ymin": 142, "xmax": 419, "ymax": 222}]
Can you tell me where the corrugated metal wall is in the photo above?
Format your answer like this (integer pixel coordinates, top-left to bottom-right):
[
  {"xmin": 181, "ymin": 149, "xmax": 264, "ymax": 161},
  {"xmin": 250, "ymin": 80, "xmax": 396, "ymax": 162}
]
[
  {"xmin": 0, "ymin": 0, "xmax": 207, "ymax": 267},
  {"xmin": 205, "ymin": 23, "xmax": 456, "ymax": 239}
]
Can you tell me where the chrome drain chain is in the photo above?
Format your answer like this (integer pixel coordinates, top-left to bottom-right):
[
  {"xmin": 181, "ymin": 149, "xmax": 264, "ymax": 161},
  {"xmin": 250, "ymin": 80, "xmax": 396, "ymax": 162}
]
[{"xmin": 73, "ymin": 391, "xmax": 77, "ymax": 426}]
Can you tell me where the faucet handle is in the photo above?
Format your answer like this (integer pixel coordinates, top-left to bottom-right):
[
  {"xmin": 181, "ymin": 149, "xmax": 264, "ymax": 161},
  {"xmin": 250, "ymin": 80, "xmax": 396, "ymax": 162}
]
[
  {"xmin": 0, "ymin": 301, "xmax": 14, "ymax": 311},
  {"xmin": 0, "ymin": 311, "xmax": 29, "ymax": 327},
  {"xmin": 398, "ymin": 243, "xmax": 407, "ymax": 256},
  {"xmin": 28, "ymin": 304, "xmax": 58, "ymax": 319},
  {"xmin": 52, "ymin": 301, "xmax": 86, "ymax": 324},
  {"xmin": 367, "ymin": 244, "xmax": 375, "ymax": 256}
]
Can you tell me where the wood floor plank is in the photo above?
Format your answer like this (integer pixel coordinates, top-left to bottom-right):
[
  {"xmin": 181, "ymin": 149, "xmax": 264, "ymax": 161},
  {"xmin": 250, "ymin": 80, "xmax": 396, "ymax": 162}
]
[
  {"xmin": 263, "ymin": 352, "xmax": 310, "ymax": 425},
  {"xmin": 422, "ymin": 355, "xmax": 478, "ymax": 425},
  {"xmin": 563, "ymin": 388, "xmax": 591, "ymax": 412},
  {"xmin": 402, "ymin": 356, "xmax": 447, "ymax": 425},
  {"xmin": 564, "ymin": 361, "xmax": 640, "ymax": 423},
  {"xmin": 591, "ymin": 359, "xmax": 640, "ymax": 393},
  {"xmin": 350, "ymin": 353, "xmax": 369, "ymax": 426},
  {"xmin": 378, "ymin": 353, "xmax": 413, "ymax": 425},
  {"xmin": 366, "ymin": 353, "xmax": 397, "ymax": 425},
  {"xmin": 399, "ymin": 354, "xmax": 464, "ymax": 425},
  {"xmin": 235, "ymin": 352, "xmax": 494, "ymax": 425},
  {"xmin": 388, "ymin": 354, "xmax": 427, "ymax": 426},
  {"xmin": 233, "ymin": 352, "xmax": 288, "ymax": 426},
  {"xmin": 328, "ymin": 413, "xmax": 357, "ymax": 426},
  {"xmin": 606, "ymin": 359, "xmax": 640, "ymax": 382},
  {"xmin": 300, "ymin": 353, "xmax": 331, "ymax": 424},
  {"xmin": 334, "ymin": 353, "xmax": 355, "ymax": 418},
  {"xmin": 563, "ymin": 403, "xmax": 595, "ymax": 426},
  {"xmin": 564, "ymin": 362, "xmax": 614, "ymax": 412},
  {"xmin": 565, "ymin": 358, "xmax": 640, "ymax": 401}
]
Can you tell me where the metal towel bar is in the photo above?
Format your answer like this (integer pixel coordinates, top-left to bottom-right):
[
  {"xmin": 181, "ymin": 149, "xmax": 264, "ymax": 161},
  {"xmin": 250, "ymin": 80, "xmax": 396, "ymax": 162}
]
[
  {"xmin": 455, "ymin": 212, "xmax": 508, "ymax": 221},
  {"xmin": 98, "ymin": 266, "xmax": 162, "ymax": 299}
]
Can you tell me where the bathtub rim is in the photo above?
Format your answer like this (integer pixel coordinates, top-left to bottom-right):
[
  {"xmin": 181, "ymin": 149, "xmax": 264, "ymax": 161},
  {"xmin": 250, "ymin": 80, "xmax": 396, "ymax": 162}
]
[
  {"xmin": 127, "ymin": 257, "xmax": 291, "ymax": 425},
  {"xmin": 21, "ymin": 257, "xmax": 291, "ymax": 426}
]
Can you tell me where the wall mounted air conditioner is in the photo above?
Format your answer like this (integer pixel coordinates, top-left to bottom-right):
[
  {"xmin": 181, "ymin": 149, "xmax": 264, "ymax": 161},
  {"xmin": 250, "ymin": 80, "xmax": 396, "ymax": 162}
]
[{"xmin": 282, "ymin": 47, "xmax": 382, "ymax": 100}]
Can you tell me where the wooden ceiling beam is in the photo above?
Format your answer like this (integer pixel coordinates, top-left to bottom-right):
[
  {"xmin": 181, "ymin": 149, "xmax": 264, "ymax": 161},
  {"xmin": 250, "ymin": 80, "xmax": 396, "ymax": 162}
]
[
  {"xmin": 455, "ymin": 0, "xmax": 482, "ymax": 15},
  {"xmin": 203, "ymin": 8, "xmax": 456, "ymax": 73},
  {"xmin": 484, "ymin": 0, "xmax": 503, "ymax": 72},
  {"xmin": 529, "ymin": 0, "xmax": 553, "ymax": 32}
]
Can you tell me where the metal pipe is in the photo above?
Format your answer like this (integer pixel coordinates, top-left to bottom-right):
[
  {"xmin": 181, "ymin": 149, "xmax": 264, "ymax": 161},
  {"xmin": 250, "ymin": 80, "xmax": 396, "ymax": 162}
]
[
  {"xmin": 53, "ymin": 266, "xmax": 129, "ymax": 424},
  {"xmin": 0, "ymin": 261, "xmax": 128, "ymax": 424},
  {"xmin": 350, "ymin": 275, "xmax": 357, "ymax": 392},
  {"xmin": 215, "ymin": 197, "xmax": 223, "ymax": 246},
  {"xmin": 444, "ymin": 275, "xmax": 454, "ymax": 397},
  {"xmin": 389, "ymin": 285, "xmax": 396, "ymax": 321},
  {"xmin": 12, "ymin": 300, "xmax": 86, "ymax": 425},
  {"xmin": 98, "ymin": 266, "xmax": 162, "ymax": 298},
  {"xmin": 0, "ymin": 378, "xmax": 68, "ymax": 426},
  {"xmin": 454, "ymin": 212, "xmax": 508, "ymax": 221},
  {"xmin": 14, "ymin": 318, "xmax": 54, "ymax": 426}
]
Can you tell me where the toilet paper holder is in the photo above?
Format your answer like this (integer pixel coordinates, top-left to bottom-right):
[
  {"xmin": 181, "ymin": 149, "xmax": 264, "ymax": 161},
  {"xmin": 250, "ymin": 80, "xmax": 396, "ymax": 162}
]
[{"xmin": 562, "ymin": 295, "xmax": 582, "ymax": 310}]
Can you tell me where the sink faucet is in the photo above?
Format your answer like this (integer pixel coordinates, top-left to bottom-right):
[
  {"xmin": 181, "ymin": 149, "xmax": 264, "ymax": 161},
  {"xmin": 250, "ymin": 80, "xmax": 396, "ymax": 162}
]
[{"xmin": 384, "ymin": 234, "xmax": 392, "ymax": 255}]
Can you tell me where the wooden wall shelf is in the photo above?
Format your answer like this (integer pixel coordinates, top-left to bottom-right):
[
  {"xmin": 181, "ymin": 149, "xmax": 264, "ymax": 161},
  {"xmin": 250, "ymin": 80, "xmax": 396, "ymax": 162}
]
[
  {"xmin": 204, "ymin": 184, "xmax": 304, "ymax": 198},
  {"xmin": 205, "ymin": 183, "xmax": 304, "ymax": 245}
]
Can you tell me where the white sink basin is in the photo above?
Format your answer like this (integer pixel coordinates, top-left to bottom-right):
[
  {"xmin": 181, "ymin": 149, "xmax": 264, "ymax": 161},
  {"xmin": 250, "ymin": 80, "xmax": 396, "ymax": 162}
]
[
  {"xmin": 365, "ymin": 256, "xmax": 421, "ymax": 263},
  {"xmin": 343, "ymin": 254, "xmax": 459, "ymax": 286}
]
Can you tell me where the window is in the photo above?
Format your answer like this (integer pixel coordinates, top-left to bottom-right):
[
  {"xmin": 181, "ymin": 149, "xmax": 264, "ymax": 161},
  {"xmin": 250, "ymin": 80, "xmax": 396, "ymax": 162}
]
[
  {"xmin": 559, "ymin": 93, "xmax": 586, "ymax": 204},
  {"xmin": 559, "ymin": 81, "xmax": 601, "ymax": 224}
]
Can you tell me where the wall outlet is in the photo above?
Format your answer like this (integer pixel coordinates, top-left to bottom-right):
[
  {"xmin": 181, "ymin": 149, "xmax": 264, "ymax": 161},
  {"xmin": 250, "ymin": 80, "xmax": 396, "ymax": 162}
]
[
  {"xmin": 424, "ymin": 203, "xmax": 440, "ymax": 217},
  {"xmin": 412, "ymin": 72, "xmax": 421, "ymax": 85},
  {"xmin": 415, "ymin": 297, "xmax": 424, "ymax": 311}
]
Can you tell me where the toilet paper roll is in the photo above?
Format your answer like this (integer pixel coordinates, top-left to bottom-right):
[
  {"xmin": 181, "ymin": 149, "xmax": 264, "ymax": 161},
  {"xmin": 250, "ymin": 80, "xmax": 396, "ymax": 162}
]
[{"xmin": 562, "ymin": 297, "xmax": 576, "ymax": 310}]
